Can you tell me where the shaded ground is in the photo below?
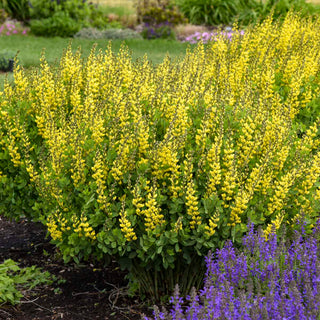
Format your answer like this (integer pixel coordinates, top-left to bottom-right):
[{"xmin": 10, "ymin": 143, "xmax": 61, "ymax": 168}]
[{"xmin": 0, "ymin": 216, "xmax": 153, "ymax": 320}]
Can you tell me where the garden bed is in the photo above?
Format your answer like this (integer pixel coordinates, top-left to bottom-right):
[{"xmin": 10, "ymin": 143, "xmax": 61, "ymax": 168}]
[{"xmin": 0, "ymin": 216, "xmax": 151, "ymax": 320}]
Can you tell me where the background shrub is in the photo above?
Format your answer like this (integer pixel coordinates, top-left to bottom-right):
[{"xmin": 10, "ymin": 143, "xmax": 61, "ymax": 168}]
[
  {"xmin": 28, "ymin": 0, "xmax": 111, "ymax": 37},
  {"xmin": 175, "ymin": 0, "xmax": 240, "ymax": 26},
  {"xmin": 136, "ymin": 0, "xmax": 186, "ymax": 39},
  {"xmin": 74, "ymin": 28, "xmax": 104, "ymax": 40},
  {"xmin": 30, "ymin": 11, "xmax": 82, "ymax": 37},
  {"xmin": 74, "ymin": 28, "xmax": 142, "ymax": 39},
  {"xmin": 175, "ymin": 0, "xmax": 320, "ymax": 26},
  {"xmin": 101, "ymin": 28, "xmax": 142, "ymax": 39}
]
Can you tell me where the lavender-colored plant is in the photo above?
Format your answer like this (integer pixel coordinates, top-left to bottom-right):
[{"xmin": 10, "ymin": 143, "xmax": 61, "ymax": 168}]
[{"xmin": 145, "ymin": 220, "xmax": 320, "ymax": 319}]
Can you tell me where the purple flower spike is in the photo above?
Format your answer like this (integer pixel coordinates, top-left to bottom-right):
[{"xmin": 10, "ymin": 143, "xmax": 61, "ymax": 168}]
[{"xmin": 150, "ymin": 219, "xmax": 320, "ymax": 320}]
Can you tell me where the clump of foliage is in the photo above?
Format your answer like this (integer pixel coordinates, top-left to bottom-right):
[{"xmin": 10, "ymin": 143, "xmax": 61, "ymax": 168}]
[
  {"xmin": 0, "ymin": 0, "xmax": 30, "ymax": 22},
  {"xmin": 74, "ymin": 27, "xmax": 104, "ymax": 39},
  {"xmin": 0, "ymin": 13, "xmax": 320, "ymax": 299},
  {"xmin": 175, "ymin": 0, "xmax": 320, "ymax": 26},
  {"xmin": 258, "ymin": 0, "xmax": 320, "ymax": 22},
  {"xmin": 0, "ymin": 259, "xmax": 54, "ymax": 305},
  {"xmin": 27, "ymin": 0, "xmax": 111, "ymax": 37},
  {"xmin": 175, "ymin": 0, "xmax": 242, "ymax": 26},
  {"xmin": 0, "ymin": 50, "xmax": 15, "ymax": 71},
  {"xmin": 136, "ymin": 0, "xmax": 186, "ymax": 39},
  {"xmin": 30, "ymin": 11, "xmax": 82, "ymax": 37},
  {"xmin": 147, "ymin": 221, "xmax": 320, "ymax": 319}
]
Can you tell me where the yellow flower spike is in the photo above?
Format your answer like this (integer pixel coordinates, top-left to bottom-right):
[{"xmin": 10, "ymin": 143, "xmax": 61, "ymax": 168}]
[
  {"xmin": 47, "ymin": 212, "xmax": 63, "ymax": 241},
  {"xmin": 140, "ymin": 184, "xmax": 165, "ymax": 232},
  {"xmin": 92, "ymin": 152, "xmax": 109, "ymax": 211},
  {"xmin": 205, "ymin": 212, "xmax": 220, "ymax": 237},
  {"xmin": 119, "ymin": 205, "xmax": 137, "ymax": 242},
  {"xmin": 206, "ymin": 136, "xmax": 222, "ymax": 196},
  {"xmin": 267, "ymin": 169, "xmax": 297, "ymax": 215},
  {"xmin": 221, "ymin": 140, "xmax": 237, "ymax": 207},
  {"xmin": 184, "ymin": 157, "xmax": 201, "ymax": 229},
  {"xmin": 263, "ymin": 211, "xmax": 284, "ymax": 241}
]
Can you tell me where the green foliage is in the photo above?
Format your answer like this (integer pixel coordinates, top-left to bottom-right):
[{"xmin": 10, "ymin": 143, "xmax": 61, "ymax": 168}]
[
  {"xmin": 258, "ymin": 0, "xmax": 320, "ymax": 21},
  {"xmin": 0, "ymin": 50, "xmax": 15, "ymax": 72},
  {"xmin": 28, "ymin": 0, "xmax": 111, "ymax": 37},
  {"xmin": 89, "ymin": 8, "xmax": 120, "ymax": 30},
  {"xmin": 29, "ymin": 0, "xmax": 91, "ymax": 21},
  {"xmin": 30, "ymin": 11, "xmax": 82, "ymax": 37},
  {"xmin": 0, "ymin": 259, "xmax": 54, "ymax": 305},
  {"xmin": 0, "ymin": 0, "xmax": 30, "ymax": 22},
  {"xmin": 175, "ymin": 0, "xmax": 320, "ymax": 26},
  {"xmin": 175, "ymin": 0, "xmax": 241, "ymax": 25}
]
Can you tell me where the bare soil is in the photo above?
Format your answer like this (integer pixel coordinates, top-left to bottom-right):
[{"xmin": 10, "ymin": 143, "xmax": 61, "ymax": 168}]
[{"xmin": 0, "ymin": 216, "xmax": 153, "ymax": 320}]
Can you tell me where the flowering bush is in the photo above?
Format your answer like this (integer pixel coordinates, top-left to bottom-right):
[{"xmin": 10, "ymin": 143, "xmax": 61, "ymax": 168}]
[
  {"xmin": 0, "ymin": 13, "xmax": 320, "ymax": 298},
  {"xmin": 147, "ymin": 221, "xmax": 320, "ymax": 319},
  {"xmin": 0, "ymin": 20, "xmax": 28, "ymax": 36}
]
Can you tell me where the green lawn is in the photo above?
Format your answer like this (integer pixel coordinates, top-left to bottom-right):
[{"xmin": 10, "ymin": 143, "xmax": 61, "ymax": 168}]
[{"xmin": 0, "ymin": 35, "xmax": 192, "ymax": 90}]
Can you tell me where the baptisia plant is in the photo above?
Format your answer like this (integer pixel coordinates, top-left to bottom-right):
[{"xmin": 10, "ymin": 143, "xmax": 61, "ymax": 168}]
[{"xmin": 0, "ymin": 13, "xmax": 319, "ymax": 299}]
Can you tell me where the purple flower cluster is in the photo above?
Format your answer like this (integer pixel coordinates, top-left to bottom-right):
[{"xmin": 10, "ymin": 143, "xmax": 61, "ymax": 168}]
[
  {"xmin": 183, "ymin": 28, "xmax": 245, "ymax": 44},
  {"xmin": 142, "ymin": 21, "xmax": 175, "ymax": 40},
  {"xmin": 0, "ymin": 21, "xmax": 28, "ymax": 36},
  {"xmin": 146, "ymin": 221, "xmax": 320, "ymax": 319}
]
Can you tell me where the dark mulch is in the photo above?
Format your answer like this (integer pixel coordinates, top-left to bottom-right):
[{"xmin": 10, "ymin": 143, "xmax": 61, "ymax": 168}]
[{"xmin": 0, "ymin": 216, "xmax": 153, "ymax": 320}]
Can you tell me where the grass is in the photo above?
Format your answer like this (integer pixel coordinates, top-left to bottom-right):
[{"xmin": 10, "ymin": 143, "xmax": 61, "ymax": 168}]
[
  {"xmin": 97, "ymin": 5, "xmax": 134, "ymax": 16},
  {"xmin": 0, "ymin": 35, "xmax": 191, "ymax": 90},
  {"xmin": 95, "ymin": 2, "xmax": 135, "ymax": 16},
  {"xmin": 93, "ymin": 0, "xmax": 134, "ymax": 7}
]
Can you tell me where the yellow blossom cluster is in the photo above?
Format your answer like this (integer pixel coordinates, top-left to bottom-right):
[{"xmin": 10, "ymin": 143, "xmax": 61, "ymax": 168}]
[
  {"xmin": 47, "ymin": 212, "xmax": 63, "ymax": 241},
  {"xmin": 119, "ymin": 206, "xmax": 137, "ymax": 242},
  {"xmin": 72, "ymin": 215, "xmax": 96, "ymax": 240}
]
